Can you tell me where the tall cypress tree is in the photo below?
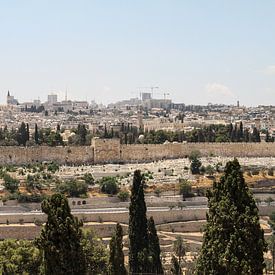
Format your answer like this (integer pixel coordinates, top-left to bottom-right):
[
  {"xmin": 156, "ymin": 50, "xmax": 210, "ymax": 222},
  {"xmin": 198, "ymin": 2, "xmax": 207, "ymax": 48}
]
[
  {"xmin": 239, "ymin": 121, "xmax": 244, "ymax": 141},
  {"xmin": 26, "ymin": 123, "xmax": 30, "ymax": 142},
  {"xmin": 128, "ymin": 170, "xmax": 149, "ymax": 274},
  {"xmin": 34, "ymin": 123, "xmax": 39, "ymax": 144},
  {"xmin": 148, "ymin": 216, "xmax": 163, "ymax": 274},
  {"xmin": 171, "ymin": 255, "xmax": 181, "ymax": 275},
  {"xmin": 17, "ymin": 122, "xmax": 28, "ymax": 146},
  {"xmin": 109, "ymin": 223, "xmax": 127, "ymax": 275},
  {"xmin": 196, "ymin": 159, "xmax": 267, "ymax": 274},
  {"xmin": 35, "ymin": 194, "xmax": 86, "ymax": 275}
]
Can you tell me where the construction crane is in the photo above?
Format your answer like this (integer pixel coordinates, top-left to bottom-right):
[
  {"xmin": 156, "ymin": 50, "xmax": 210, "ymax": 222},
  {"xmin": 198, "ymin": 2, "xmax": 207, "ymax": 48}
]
[{"xmin": 154, "ymin": 92, "xmax": 171, "ymax": 100}]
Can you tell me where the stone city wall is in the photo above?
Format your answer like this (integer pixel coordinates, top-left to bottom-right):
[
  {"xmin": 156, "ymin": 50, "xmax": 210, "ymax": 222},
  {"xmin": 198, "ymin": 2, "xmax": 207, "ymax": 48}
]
[
  {"xmin": 1, "ymin": 139, "xmax": 275, "ymax": 165},
  {"xmin": 0, "ymin": 146, "xmax": 94, "ymax": 165}
]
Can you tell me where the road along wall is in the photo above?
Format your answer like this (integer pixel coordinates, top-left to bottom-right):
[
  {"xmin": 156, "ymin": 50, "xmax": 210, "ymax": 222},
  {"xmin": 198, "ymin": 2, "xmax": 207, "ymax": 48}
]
[
  {"xmin": 1, "ymin": 139, "xmax": 275, "ymax": 165},
  {"xmin": 0, "ymin": 206, "xmax": 273, "ymax": 239}
]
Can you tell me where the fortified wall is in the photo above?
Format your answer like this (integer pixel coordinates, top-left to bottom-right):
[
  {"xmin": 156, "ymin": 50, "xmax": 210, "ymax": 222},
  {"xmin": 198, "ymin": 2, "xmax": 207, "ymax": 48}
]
[
  {"xmin": 0, "ymin": 146, "xmax": 94, "ymax": 165},
  {"xmin": 1, "ymin": 138, "xmax": 275, "ymax": 165}
]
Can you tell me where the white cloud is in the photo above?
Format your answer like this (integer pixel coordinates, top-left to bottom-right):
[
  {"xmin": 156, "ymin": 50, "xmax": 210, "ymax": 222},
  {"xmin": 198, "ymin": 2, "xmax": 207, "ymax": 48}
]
[
  {"xmin": 262, "ymin": 65, "xmax": 275, "ymax": 75},
  {"xmin": 205, "ymin": 83, "xmax": 234, "ymax": 97}
]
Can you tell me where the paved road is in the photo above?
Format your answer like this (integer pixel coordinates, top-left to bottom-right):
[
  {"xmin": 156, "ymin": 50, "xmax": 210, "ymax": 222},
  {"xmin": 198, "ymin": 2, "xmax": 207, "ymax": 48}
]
[{"xmin": 0, "ymin": 206, "xmax": 209, "ymax": 216}]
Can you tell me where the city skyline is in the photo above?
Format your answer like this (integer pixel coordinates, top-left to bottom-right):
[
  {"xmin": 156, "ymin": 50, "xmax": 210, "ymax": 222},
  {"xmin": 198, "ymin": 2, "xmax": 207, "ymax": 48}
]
[{"xmin": 0, "ymin": 1, "xmax": 274, "ymax": 106}]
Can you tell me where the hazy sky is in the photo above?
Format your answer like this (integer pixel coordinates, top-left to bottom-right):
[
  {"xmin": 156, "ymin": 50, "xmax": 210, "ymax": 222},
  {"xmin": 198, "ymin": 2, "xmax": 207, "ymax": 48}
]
[{"xmin": 0, "ymin": 0, "xmax": 275, "ymax": 106}]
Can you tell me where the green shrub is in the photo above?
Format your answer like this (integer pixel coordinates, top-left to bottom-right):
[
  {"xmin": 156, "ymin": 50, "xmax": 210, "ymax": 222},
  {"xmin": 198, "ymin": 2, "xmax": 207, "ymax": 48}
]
[
  {"xmin": 99, "ymin": 177, "xmax": 119, "ymax": 195},
  {"xmin": 3, "ymin": 174, "xmax": 19, "ymax": 193},
  {"xmin": 56, "ymin": 180, "xmax": 88, "ymax": 197},
  {"xmin": 117, "ymin": 190, "xmax": 130, "ymax": 201}
]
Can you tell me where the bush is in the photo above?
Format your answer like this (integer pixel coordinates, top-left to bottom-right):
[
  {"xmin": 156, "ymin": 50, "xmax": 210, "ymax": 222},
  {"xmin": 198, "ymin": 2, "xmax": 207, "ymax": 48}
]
[
  {"xmin": 154, "ymin": 188, "xmax": 162, "ymax": 197},
  {"xmin": 57, "ymin": 180, "xmax": 88, "ymax": 197},
  {"xmin": 265, "ymin": 197, "xmax": 274, "ymax": 205},
  {"xmin": 205, "ymin": 165, "xmax": 215, "ymax": 176},
  {"xmin": 189, "ymin": 152, "xmax": 202, "ymax": 175},
  {"xmin": 26, "ymin": 174, "xmax": 42, "ymax": 191},
  {"xmin": 179, "ymin": 179, "xmax": 193, "ymax": 199},
  {"xmin": 117, "ymin": 190, "xmax": 130, "ymax": 201},
  {"xmin": 3, "ymin": 174, "xmax": 19, "ymax": 193},
  {"xmin": 82, "ymin": 173, "xmax": 95, "ymax": 185},
  {"xmin": 34, "ymin": 218, "xmax": 43, "ymax": 226},
  {"xmin": 17, "ymin": 193, "xmax": 46, "ymax": 203},
  {"xmin": 268, "ymin": 168, "xmax": 274, "ymax": 176},
  {"xmin": 47, "ymin": 162, "xmax": 59, "ymax": 173},
  {"xmin": 99, "ymin": 177, "xmax": 119, "ymax": 195}
]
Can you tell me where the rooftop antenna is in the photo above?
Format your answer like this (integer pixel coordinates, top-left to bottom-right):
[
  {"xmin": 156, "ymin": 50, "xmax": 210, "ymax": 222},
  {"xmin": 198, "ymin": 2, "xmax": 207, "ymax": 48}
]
[{"xmin": 65, "ymin": 89, "xmax": 68, "ymax": 101}]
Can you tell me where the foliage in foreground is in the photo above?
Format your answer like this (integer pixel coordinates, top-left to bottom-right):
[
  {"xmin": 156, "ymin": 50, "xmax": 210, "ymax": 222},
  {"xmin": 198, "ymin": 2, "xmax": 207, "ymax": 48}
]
[
  {"xmin": 0, "ymin": 239, "xmax": 43, "ymax": 274},
  {"xmin": 35, "ymin": 193, "xmax": 86, "ymax": 275},
  {"xmin": 196, "ymin": 159, "xmax": 267, "ymax": 274}
]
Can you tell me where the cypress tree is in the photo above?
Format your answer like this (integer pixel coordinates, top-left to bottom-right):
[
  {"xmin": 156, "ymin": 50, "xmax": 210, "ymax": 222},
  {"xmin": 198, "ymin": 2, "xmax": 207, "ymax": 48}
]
[
  {"xmin": 17, "ymin": 122, "xmax": 28, "ymax": 146},
  {"xmin": 109, "ymin": 223, "xmax": 127, "ymax": 275},
  {"xmin": 128, "ymin": 170, "xmax": 149, "ymax": 274},
  {"xmin": 26, "ymin": 123, "xmax": 30, "ymax": 142},
  {"xmin": 171, "ymin": 255, "xmax": 181, "ymax": 275},
  {"xmin": 244, "ymin": 128, "xmax": 249, "ymax": 142},
  {"xmin": 196, "ymin": 159, "xmax": 267, "ymax": 274},
  {"xmin": 148, "ymin": 216, "xmax": 163, "ymax": 274},
  {"xmin": 34, "ymin": 124, "xmax": 39, "ymax": 144},
  {"xmin": 239, "ymin": 121, "xmax": 244, "ymax": 141},
  {"xmin": 35, "ymin": 194, "xmax": 86, "ymax": 275}
]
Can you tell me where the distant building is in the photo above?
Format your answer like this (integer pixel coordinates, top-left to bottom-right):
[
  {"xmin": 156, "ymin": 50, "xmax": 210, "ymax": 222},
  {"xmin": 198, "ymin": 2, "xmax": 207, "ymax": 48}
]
[
  {"xmin": 73, "ymin": 101, "xmax": 89, "ymax": 109},
  {"xmin": 142, "ymin": 98, "xmax": 172, "ymax": 109},
  {"xmin": 47, "ymin": 94, "xmax": 58, "ymax": 105},
  {"xmin": 141, "ymin": 92, "xmax": 151, "ymax": 101},
  {"xmin": 6, "ymin": 91, "xmax": 19, "ymax": 105}
]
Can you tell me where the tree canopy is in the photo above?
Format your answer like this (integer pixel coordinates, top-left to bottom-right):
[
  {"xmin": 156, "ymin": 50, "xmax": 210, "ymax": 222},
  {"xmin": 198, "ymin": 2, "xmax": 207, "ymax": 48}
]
[
  {"xmin": 35, "ymin": 193, "xmax": 86, "ymax": 275},
  {"xmin": 196, "ymin": 159, "xmax": 267, "ymax": 274}
]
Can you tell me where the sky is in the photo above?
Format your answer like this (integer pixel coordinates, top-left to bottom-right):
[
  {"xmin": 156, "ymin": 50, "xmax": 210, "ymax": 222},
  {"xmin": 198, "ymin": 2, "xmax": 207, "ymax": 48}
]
[{"xmin": 0, "ymin": 0, "xmax": 275, "ymax": 106}]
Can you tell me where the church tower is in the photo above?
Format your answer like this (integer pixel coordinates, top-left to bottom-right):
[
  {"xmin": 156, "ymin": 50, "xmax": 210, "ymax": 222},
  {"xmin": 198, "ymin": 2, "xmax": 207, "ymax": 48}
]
[{"xmin": 7, "ymin": 91, "xmax": 11, "ymax": 104}]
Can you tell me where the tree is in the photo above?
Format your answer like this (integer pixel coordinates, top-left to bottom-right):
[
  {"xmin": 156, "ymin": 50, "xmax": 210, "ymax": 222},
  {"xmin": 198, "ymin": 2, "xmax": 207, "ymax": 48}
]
[
  {"xmin": 171, "ymin": 254, "xmax": 181, "ymax": 275},
  {"xmin": 81, "ymin": 230, "xmax": 108, "ymax": 275},
  {"xmin": 239, "ymin": 121, "xmax": 244, "ymax": 141},
  {"xmin": 77, "ymin": 124, "xmax": 87, "ymax": 145},
  {"xmin": 128, "ymin": 170, "xmax": 149, "ymax": 274},
  {"xmin": 35, "ymin": 194, "xmax": 86, "ymax": 275},
  {"xmin": 268, "ymin": 235, "xmax": 275, "ymax": 273},
  {"xmin": 0, "ymin": 239, "xmax": 43, "ymax": 274},
  {"xmin": 179, "ymin": 179, "xmax": 193, "ymax": 200},
  {"xmin": 196, "ymin": 159, "xmax": 267, "ymax": 274},
  {"xmin": 205, "ymin": 165, "xmax": 215, "ymax": 176},
  {"xmin": 189, "ymin": 151, "xmax": 202, "ymax": 175},
  {"xmin": 17, "ymin": 122, "xmax": 28, "ymax": 146},
  {"xmin": 34, "ymin": 123, "xmax": 39, "ymax": 144},
  {"xmin": 148, "ymin": 216, "xmax": 163, "ymax": 274},
  {"xmin": 56, "ymin": 180, "xmax": 88, "ymax": 197},
  {"xmin": 173, "ymin": 236, "xmax": 186, "ymax": 267},
  {"xmin": 99, "ymin": 177, "xmax": 119, "ymax": 195},
  {"xmin": 109, "ymin": 223, "xmax": 127, "ymax": 275},
  {"xmin": 82, "ymin": 173, "xmax": 95, "ymax": 185},
  {"xmin": 3, "ymin": 173, "xmax": 19, "ymax": 193}
]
